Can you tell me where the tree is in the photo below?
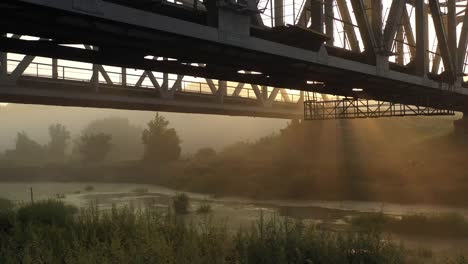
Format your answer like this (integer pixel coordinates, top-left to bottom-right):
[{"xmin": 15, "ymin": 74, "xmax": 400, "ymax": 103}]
[
  {"xmin": 47, "ymin": 123, "xmax": 70, "ymax": 161},
  {"xmin": 78, "ymin": 133, "xmax": 112, "ymax": 163},
  {"xmin": 79, "ymin": 117, "xmax": 143, "ymax": 161},
  {"xmin": 5, "ymin": 131, "xmax": 45, "ymax": 163},
  {"xmin": 142, "ymin": 113, "xmax": 181, "ymax": 163},
  {"xmin": 193, "ymin": 147, "xmax": 216, "ymax": 161}
]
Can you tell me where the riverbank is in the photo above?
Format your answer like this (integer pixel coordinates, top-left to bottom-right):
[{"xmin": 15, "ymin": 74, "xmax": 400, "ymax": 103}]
[
  {"xmin": 2, "ymin": 181, "xmax": 468, "ymax": 261},
  {"xmin": 3, "ymin": 198, "xmax": 468, "ymax": 264},
  {"xmin": 2, "ymin": 161, "xmax": 468, "ymax": 207}
]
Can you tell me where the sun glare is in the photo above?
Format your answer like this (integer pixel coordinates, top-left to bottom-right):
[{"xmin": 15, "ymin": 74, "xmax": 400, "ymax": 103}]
[{"xmin": 0, "ymin": 103, "xmax": 8, "ymax": 107}]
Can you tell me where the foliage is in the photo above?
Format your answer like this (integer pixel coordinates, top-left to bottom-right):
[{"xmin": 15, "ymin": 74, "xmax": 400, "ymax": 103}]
[
  {"xmin": 78, "ymin": 117, "xmax": 143, "ymax": 161},
  {"xmin": 78, "ymin": 133, "xmax": 112, "ymax": 163},
  {"xmin": 17, "ymin": 200, "xmax": 77, "ymax": 227},
  {"xmin": 4, "ymin": 131, "xmax": 45, "ymax": 163},
  {"xmin": 196, "ymin": 202, "xmax": 212, "ymax": 214},
  {"xmin": 47, "ymin": 123, "xmax": 70, "ymax": 162},
  {"xmin": 142, "ymin": 113, "xmax": 181, "ymax": 163},
  {"xmin": 0, "ymin": 198, "xmax": 13, "ymax": 211},
  {"xmin": 349, "ymin": 212, "xmax": 468, "ymax": 238},
  {"xmin": 84, "ymin": 185, "xmax": 95, "ymax": 192},
  {"xmin": 0, "ymin": 201, "xmax": 411, "ymax": 264},
  {"xmin": 173, "ymin": 193, "xmax": 190, "ymax": 214},
  {"xmin": 193, "ymin": 147, "xmax": 216, "ymax": 161}
]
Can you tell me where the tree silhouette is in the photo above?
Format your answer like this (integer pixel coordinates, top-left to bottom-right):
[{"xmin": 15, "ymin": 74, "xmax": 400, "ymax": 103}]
[
  {"xmin": 193, "ymin": 147, "xmax": 216, "ymax": 161},
  {"xmin": 47, "ymin": 123, "xmax": 70, "ymax": 162},
  {"xmin": 78, "ymin": 133, "xmax": 112, "ymax": 163},
  {"xmin": 5, "ymin": 131, "xmax": 45, "ymax": 163},
  {"xmin": 80, "ymin": 117, "xmax": 143, "ymax": 161},
  {"xmin": 142, "ymin": 113, "xmax": 181, "ymax": 163}
]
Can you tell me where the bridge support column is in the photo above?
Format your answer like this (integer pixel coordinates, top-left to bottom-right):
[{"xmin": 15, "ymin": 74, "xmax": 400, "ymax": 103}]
[
  {"xmin": 0, "ymin": 34, "xmax": 5, "ymax": 78},
  {"xmin": 0, "ymin": 52, "xmax": 6, "ymax": 77}
]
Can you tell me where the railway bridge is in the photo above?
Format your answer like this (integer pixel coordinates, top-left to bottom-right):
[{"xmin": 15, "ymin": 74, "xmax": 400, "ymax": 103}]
[{"xmin": 1, "ymin": 0, "xmax": 468, "ymax": 125}]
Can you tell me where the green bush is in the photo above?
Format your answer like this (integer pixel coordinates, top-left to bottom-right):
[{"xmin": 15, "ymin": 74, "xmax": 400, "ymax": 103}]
[
  {"xmin": 173, "ymin": 193, "xmax": 189, "ymax": 214},
  {"xmin": 17, "ymin": 200, "xmax": 77, "ymax": 227}
]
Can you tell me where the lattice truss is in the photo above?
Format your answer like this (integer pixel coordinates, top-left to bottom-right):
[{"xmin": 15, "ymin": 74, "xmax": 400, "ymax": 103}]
[
  {"xmin": 257, "ymin": 0, "xmax": 468, "ymax": 80},
  {"xmin": 0, "ymin": 35, "xmax": 304, "ymax": 109},
  {"xmin": 304, "ymin": 93, "xmax": 455, "ymax": 120}
]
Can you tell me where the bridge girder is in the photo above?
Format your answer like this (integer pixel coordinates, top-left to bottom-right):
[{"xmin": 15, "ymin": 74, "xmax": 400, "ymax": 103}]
[{"xmin": 2, "ymin": 0, "xmax": 468, "ymax": 115}]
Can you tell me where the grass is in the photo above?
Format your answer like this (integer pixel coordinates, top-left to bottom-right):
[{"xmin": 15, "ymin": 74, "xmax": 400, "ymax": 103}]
[
  {"xmin": 349, "ymin": 212, "xmax": 468, "ymax": 238},
  {"xmin": 17, "ymin": 200, "xmax": 78, "ymax": 227},
  {"xmin": 0, "ymin": 198, "xmax": 13, "ymax": 211},
  {"xmin": 0, "ymin": 199, "xmax": 412, "ymax": 264}
]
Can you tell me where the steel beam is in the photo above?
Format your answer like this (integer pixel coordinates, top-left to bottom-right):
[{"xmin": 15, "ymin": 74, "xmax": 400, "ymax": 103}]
[
  {"xmin": 396, "ymin": 28, "xmax": 404, "ymax": 65},
  {"xmin": 121, "ymin": 68, "xmax": 127, "ymax": 86},
  {"xmin": 311, "ymin": 0, "xmax": 323, "ymax": 32},
  {"xmin": 371, "ymin": 0, "xmax": 382, "ymax": 48},
  {"xmin": 10, "ymin": 55, "xmax": 34, "ymax": 80},
  {"xmin": 232, "ymin": 83, "xmax": 244, "ymax": 97},
  {"xmin": 415, "ymin": 0, "xmax": 428, "ymax": 76},
  {"xmin": 280, "ymin": 89, "xmax": 292, "ymax": 102},
  {"xmin": 218, "ymin": 80, "xmax": 226, "ymax": 102},
  {"xmin": 402, "ymin": 9, "xmax": 416, "ymax": 59},
  {"xmin": 350, "ymin": 0, "xmax": 377, "ymax": 54},
  {"xmin": 448, "ymin": 0, "xmax": 458, "ymax": 74},
  {"xmin": 428, "ymin": 0, "xmax": 455, "ymax": 80},
  {"xmin": 52, "ymin": 58, "xmax": 58, "ymax": 79},
  {"xmin": 382, "ymin": 0, "xmax": 405, "ymax": 52},
  {"xmin": 274, "ymin": 0, "xmax": 284, "ymax": 26},
  {"xmin": 324, "ymin": 0, "xmax": 334, "ymax": 45},
  {"xmin": 0, "ymin": 50, "xmax": 6, "ymax": 77},
  {"xmin": 457, "ymin": 0, "xmax": 468, "ymax": 75},
  {"xmin": 336, "ymin": 0, "xmax": 360, "ymax": 51}
]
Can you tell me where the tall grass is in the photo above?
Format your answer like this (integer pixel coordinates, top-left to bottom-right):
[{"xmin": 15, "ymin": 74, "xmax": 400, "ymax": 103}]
[{"xmin": 0, "ymin": 200, "xmax": 409, "ymax": 264}]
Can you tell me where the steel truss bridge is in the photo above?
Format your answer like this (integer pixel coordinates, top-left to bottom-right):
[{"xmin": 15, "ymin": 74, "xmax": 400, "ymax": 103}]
[{"xmin": 1, "ymin": 0, "xmax": 468, "ymax": 119}]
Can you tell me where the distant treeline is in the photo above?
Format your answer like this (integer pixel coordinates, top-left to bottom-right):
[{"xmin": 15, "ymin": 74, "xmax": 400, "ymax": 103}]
[
  {"xmin": 2, "ymin": 115, "xmax": 468, "ymax": 205},
  {"xmin": 0, "ymin": 113, "xmax": 181, "ymax": 165}
]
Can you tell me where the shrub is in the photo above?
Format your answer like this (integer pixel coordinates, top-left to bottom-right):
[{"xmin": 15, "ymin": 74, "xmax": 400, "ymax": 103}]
[
  {"xmin": 0, "ymin": 198, "xmax": 13, "ymax": 211},
  {"xmin": 0, "ymin": 198, "xmax": 14, "ymax": 234},
  {"xmin": 84, "ymin": 185, "xmax": 95, "ymax": 191},
  {"xmin": 17, "ymin": 200, "xmax": 77, "ymax": 227},
  {"xmin": 173, "ymin": 193, "xmax": 190, "ymax": 214},
  {"xmin": 196, "ymin": 203, "xmax": 212, "ymax": 214}
]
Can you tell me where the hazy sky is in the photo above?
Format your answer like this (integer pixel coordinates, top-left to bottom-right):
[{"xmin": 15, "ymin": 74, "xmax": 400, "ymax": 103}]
[{"xmin": 0, "ymin": 103, "xmax": 288, "ymax": 153}]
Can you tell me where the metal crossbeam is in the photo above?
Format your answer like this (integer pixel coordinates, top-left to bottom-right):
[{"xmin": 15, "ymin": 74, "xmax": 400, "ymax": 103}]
[{"xmin": 304, "ymin": 98, "xmax": 455, "ymax": 120}]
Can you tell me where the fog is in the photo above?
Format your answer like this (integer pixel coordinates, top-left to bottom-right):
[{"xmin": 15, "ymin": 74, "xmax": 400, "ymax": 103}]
[{"xmin": 0, "ymin": 103, "xmax": 287, "ymax": 154}]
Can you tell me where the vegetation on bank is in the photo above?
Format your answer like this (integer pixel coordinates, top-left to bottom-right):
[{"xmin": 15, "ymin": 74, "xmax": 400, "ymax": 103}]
[
  {"xmin": 349, "ymin": 212, "xmax": 468, "ymax": 238},
  {"xmin": 0, "ymin": 198, "xmax": 410, "ymax": 264},
  {"xmin": 1, "ymin": 198, "xmax": 468, "ymax": 263}
]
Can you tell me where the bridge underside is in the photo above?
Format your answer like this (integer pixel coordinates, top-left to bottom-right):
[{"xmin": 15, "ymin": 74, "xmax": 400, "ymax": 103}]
[{"xmin": 2, "ymin": 0, "xmax": 468, "ymax": 118}]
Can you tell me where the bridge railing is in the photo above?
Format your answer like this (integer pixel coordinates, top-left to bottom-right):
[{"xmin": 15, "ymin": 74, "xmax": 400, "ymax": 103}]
[{"xmin": 6, "ymin": 58, "xmax": 303, "ymax": 103}]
